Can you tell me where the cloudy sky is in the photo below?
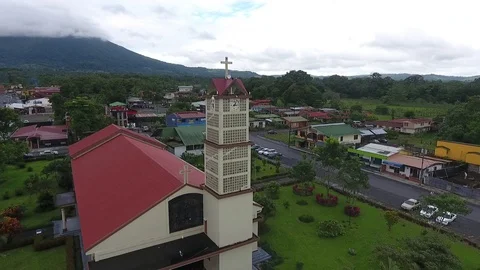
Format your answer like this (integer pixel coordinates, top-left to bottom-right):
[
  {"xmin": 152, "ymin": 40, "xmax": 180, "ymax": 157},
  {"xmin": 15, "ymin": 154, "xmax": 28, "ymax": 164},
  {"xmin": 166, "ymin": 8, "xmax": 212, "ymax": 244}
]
[{"xmin": 1, "ymin": 0, "xmax": 479, "ymax": 76}]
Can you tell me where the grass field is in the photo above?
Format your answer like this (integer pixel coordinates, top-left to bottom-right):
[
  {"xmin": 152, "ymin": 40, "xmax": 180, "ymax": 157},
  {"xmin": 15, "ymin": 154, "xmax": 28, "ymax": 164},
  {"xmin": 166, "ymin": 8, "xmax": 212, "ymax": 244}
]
[
  {"xmin": 342, "ymin": 98, "xmax": 452, "ymax": 119},
  {"xmin": 390, "ymin": 132, "xmax": 438, "ymax": 152},
  {"xmin": 0, "ymin": 161, "xmax": 60, "ymax": 229},
  {"xmin": 261, "ymin": 186, "xmax": 480, "ymax": 270},
  {"xmin": 252, "ymin": 158, "xmax": 286, "ymax": 181},
  {"xmin": 0, "ymin": 245, "xmax": 66, "ymax": 270},
  {"xmin": 264, "ymin": 133, "xmax": 293, "ymax": 145}
]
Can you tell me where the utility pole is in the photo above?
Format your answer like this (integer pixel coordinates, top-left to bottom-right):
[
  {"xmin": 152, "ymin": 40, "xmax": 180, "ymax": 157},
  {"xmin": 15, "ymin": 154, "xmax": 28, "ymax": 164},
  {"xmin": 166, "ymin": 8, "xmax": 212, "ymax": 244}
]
[{"xmin": 419, "ymin": 148, "xmax": 426, "ymax": 185}]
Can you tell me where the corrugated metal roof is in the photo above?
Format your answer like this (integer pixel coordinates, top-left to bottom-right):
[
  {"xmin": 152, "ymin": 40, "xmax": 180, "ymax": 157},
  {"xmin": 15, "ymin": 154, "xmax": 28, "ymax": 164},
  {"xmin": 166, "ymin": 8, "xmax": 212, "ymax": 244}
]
[
  {"xmin": 359, "ymin": 129, "xmax": 375, "ymax": 136},
  {"xmin": 370, "ymin": 128, "xmax": 387, "ymax": 135},
  {"xmin": 356, "ymin": 143, "xmax": 402, "ymax": 157},
  {"xmin": 252, "ymin": 247, "xmax": 272, "ymax": 265},
  {"xmin": 312, "ymin": 123, "xmax": 361, "ymax": 137},
  {"xmin": 283, "ymin": 116, "xmax": 308, "ymax": 122},
  {"xmin": 175, "ymin": 125, "xmax": 205, "ymax": 146}
]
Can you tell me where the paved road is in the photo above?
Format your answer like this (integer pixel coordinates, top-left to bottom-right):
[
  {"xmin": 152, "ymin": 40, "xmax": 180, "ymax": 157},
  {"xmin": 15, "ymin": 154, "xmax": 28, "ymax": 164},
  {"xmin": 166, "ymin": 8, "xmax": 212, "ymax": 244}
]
[{"xmin": 250, "ymin": 133, "xmax": 480, "ymax": 243}]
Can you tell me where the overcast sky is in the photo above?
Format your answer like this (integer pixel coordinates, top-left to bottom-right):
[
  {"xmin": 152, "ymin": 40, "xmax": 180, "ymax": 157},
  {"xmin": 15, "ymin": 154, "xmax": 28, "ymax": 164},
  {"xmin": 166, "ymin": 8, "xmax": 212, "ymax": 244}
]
[{"xmin": 1, "ymin": 0, "xmax": 479, "ymax": 76}]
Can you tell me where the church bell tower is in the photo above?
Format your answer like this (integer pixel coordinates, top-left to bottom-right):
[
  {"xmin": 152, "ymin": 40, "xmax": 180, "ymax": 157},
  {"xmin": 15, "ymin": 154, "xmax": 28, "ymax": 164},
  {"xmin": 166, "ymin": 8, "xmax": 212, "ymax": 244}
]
[{"xmin": 203, "ymin": 57, "xmax": 256, "ymax": 270}]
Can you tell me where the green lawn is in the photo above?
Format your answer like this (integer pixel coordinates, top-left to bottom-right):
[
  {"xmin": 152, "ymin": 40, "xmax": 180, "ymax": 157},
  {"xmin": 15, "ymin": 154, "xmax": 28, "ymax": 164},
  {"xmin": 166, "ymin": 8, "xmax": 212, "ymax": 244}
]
[
  {"xmin": 0, "ymin": 245, "xmax": 66, "ymax": 270},
  {"xmin": 0, "ymin": 161, "xmax": 60, "ymax": 229},
  {"xmin": 252, "ymin": 158, "xmax": 286, "ymax": 181},
  {"xmin": 390, "ymin": 132, "xmax": 438, "ymax": 152},
  {"xmin": 342, "ymin": 98, "xmax": 452, "ymax": 120},
  {"xmin": 264, "ymin": 133, "xmax": 294, "ymax": 145},
  {"xmin": 261, "ymin": 186, "xmax": 480, "ymax": 270}
]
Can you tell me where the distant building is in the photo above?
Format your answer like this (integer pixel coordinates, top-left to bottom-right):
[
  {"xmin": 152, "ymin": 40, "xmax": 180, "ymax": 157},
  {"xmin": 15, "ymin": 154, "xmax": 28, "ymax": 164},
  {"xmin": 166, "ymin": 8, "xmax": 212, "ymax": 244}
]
[
  {"xmin": 10, "ymin": 124, "xmax": 68, "ymax": 149},
  {"xmin": 298, "ymin": 123, "xmax": 361, "ymax": 148},
  {"xmin": 166, "ymin": 111, "xmax": 206, "ymax": 127},
  {"xmin": 374, "ymin": 118, "xmax": 432, "ymax": 134},
  {"xmin": 250, "ymin": 99, "xmax": 271, "ymax": 106},
  {"xmin": 158, "ymin": 125, "xmax": 205, "ymax": 157},
  {"xmin": 29, "ymin": 86, "xmax": 61, "ymax": 98},
  {"xmin": 191, "ymin": 101, "xmax": 206, "ymax": 113},
  {"xmin": 349, "ymin": 143, "xmax": 402, "ymax": 170},
  {"xmin": 108, "ymin": 102, "xmax": 129, "ymax": 127},
  {"xmin": 282, "ymin": 116, "xmax": 309, "ymax": 130},
  {"xmin": 435, "ymin": 141, "xmax": 480, "ymax": 173},
  {"xmin": 127, "ymin": 97, "xmax": 148, "ymax": 108},
  {"xmin": 300, "ymin": 111, "xmax": 331, "ymax": 122},
  {"xmin": 178, "ymin": 85, "xmax": 193, "ymax": 92},
  {"xmin": 383, "ymin": 154, "xmax": 448, "ymax": 182}
]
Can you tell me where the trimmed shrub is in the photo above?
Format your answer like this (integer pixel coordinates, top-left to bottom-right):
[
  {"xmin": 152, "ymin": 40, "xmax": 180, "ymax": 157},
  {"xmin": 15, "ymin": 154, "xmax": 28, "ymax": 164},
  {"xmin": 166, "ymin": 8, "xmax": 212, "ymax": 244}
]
[
  {"xmin": 292, "ymin": 184, "xmax": 315, "ymax": 196},
  {"xmin": 2, "ymin": 192, "xmax": 10, "ymax": 200},
  {"xmin": 296, "ymin": 200, "xmax": 308, "ymax": 206},
  {"xmin": 0, "ymin": 238, "xmax": 34, "ymax": 252},
  {"xmin": 35, "ymin": 191, "xmax": 55, "ymax": 213},
  {"xmin": 16, "ymin": 163, "xmax": 26, "ymax": 169},
  {"xmin": 65, "ymin": 237, "xmax": 75, "ymax": 270},
  {"xmin": 26, "ymin": 167, "xmax": 33, "ymax": 172},
  {"xmin": 14, "ymin": 189, "xmax": 24, "ymax": 196},
  {"xmin": 298, "ymin": 214, "xmax": 314, "ymax": 223},
  {"xmin": 33, "ymin": 236, "xmax": 66, "ymax": 251},
  {"xmin": 318, "ymin": 220, "xmax": 345, "ymax": 238},
  {"xmin": 283, "ymin": 201, "xmax": 290, "ymax": 209},
  {"xmin": 296, "ymin": 261, "xmax": 304, "ymax": 270},
  {"xmin": 316, "ymin": 193, "xmax": 339, "ymax": 207},
  {"xmin": 344, "ymin": 205, "xmax": 361, "ymax": 217},
  {"xmin": 1, "ymin": 205, "xmax": 25, "ymax": 219}
]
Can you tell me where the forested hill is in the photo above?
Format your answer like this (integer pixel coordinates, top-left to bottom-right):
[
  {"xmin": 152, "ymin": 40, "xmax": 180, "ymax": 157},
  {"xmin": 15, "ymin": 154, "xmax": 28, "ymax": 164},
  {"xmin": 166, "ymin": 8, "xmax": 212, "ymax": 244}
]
[
  {"xmin": 0, "ymin": 36, "xmax": 258, "ymax": 78},
  {"xmin": 245, "ymin": 71, "xmax": 480, "ymax": 106},
  {"xmin": 347, "ymin": 73, "xmax": 480, "ymax": 82}
]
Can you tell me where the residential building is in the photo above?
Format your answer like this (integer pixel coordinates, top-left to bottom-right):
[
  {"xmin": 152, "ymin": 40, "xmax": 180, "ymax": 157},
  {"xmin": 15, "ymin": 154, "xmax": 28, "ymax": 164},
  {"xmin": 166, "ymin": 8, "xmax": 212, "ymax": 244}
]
[
  {"xmin": 348, "ymin": 143, "xmax": 402, "ymax": 170},
  {"xmin": 383, "ymin": 154, "xmax": 448, "ymax": 182},
  {"xmin": 254, "ymin": 114, "xmax": 284, "ymax": 126},
  {"xmin": 108, "ymin": 102, "xmax": 129, "ymax": 127},
  {"xmin": 127, "ymin": 97, "xmax": 148, "ymax": 108},
  {"xmin": 10, "ymin": 125, "xmax": 68, "ymax": 149},
  {"xmin": 358, "ymin": 127, "xmax": 388, "ymax": 144},
  {"xmin": 163, "ymin": 92, "xmax": 177, "ymax": 104},
  {"xmin": 297, "ymin": 123, "xmax": 361, "ymax": 148},
  {"xmin": 178, "ymin": 85, "xmax": 194, "ymax": 92},
  {"xmin": 283, "ymin": 116, "xmax": 309, "ymax": 130},
  {"xmin": 191, "ymin": 100, "xmax": 206, "ymax": 113},
  {"xmin": 66, "ymin": 63, "xmax": 267, "ymax": 269},
  {"xmin": 250, "ymin": 99, "xmax": 271, "ymax": 106},
  {"xmin": 300, "ymin": 111, "xmax": 331, "ymax": 122},
  {"xmin": 250, "ymin": 118, "xmax": 267, "ymax": 129},
  {"xmin": 159, "ymin": 125, "xmax": 205, "ymax": 157},
  {"xmin": 166, "ymin": 111, "xmax": 206, "ymax": 127},
  {"xmin": 251, "ymin": 104, "xmax": 276, "ymax": 113},
  {"xmin": 435, "ymin": 141, "xmax": 480, "ymax": 173},
  {"xmin": 374, "ymin": 118, "xmax": 432, "ymax": 134},
  {"xmin": 29, "ymin": 86, "xmax": 61, "ymax": 98}
]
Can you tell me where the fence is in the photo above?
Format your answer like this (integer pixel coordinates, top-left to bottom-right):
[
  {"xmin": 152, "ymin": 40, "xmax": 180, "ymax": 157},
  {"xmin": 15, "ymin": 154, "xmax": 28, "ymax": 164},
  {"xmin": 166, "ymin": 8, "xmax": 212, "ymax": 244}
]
[{"xmin": 425, "ymin": 176, "xmax": 480, "ymax": 200}]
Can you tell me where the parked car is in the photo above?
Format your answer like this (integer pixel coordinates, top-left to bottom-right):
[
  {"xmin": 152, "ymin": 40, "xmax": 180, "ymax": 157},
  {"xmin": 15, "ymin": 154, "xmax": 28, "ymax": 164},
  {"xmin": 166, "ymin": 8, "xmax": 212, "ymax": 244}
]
[
  {"xmin": 436, "ymin": 212, "xmax": 457, "ymax": 225},
  {"xmin": 40, "ymin": 150, "xmax": 58, "ymax": 155},
  {"xmin": 420, "ymin": 205, "xmax": 439, "ymax": 218},
  {"xmin": 257, "ymin": 148, "xmax": 268, "ymax": 155},
  {"xmin": 401, "ymin": 199, "xmax": 421, "ymax": 211},
  {"xmin": 378, "ymin": 138, "xmax": 388, "ymax": 143},
  {"xmin": 252, "ymin": 144, "xmax": 260, "ymax": 150},
  {"xmin": 267, "ymin": 130, "xmax": 277, "ymax": 134},
  {"xmin": 266, "ymin": 151, "xmax": 282, "ymax": 158},
  {"xmin": 262, "ymin": 149, "xmax": 275, "ymax": 155}
]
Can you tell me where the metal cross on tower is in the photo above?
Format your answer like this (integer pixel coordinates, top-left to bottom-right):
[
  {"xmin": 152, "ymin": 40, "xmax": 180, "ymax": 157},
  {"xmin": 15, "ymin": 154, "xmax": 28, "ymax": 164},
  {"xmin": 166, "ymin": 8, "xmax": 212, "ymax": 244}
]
[
  {"xmin": 179, "ymin": 164, "xmax": 192, "ymax": 184},
  {"xmin": 220, "ymin": 57, "xmax": 232, "ymax": 79}
]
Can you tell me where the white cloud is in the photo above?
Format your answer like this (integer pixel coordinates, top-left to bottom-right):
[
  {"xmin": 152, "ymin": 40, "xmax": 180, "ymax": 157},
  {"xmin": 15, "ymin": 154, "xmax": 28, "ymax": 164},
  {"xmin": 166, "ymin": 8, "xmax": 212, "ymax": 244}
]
[{"xmin": 1, "ymin": 0, "xmax": 480, "ymax": 76}]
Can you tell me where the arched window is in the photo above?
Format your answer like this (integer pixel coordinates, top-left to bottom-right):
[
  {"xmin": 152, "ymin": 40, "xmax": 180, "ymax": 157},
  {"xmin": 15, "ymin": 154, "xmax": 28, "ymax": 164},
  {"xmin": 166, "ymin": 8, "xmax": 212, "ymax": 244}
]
[{"xmin": 168, "ymin": 193, "xmax": 203, "ymax": 233}]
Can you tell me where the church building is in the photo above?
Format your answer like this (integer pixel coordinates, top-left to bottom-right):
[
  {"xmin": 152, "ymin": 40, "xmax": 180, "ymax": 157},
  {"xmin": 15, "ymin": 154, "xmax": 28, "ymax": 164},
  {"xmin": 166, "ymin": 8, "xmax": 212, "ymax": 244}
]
[{"xmin": 69, "ymin": 57, "xmax": 266, "ymax": 269}]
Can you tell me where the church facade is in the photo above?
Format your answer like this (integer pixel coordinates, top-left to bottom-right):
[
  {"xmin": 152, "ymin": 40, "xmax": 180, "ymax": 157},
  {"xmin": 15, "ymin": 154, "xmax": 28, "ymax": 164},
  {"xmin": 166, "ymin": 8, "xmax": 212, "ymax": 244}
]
[{"xmin": 68, "ymin": 58, "xmax": 264, "ymax": 270}]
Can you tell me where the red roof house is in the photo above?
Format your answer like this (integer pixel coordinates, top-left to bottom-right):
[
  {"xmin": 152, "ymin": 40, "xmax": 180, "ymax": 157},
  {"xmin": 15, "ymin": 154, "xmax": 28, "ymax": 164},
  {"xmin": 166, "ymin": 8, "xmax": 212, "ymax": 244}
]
[
  {"xmin": 10, "ymin": 125, "xmax": 68, "ymax": 149},
  {"xmin": 69, "ymin": 124, "xmax": 204, "ymax": 252},
  {"xmin": 300, "ymin": 111, "xmax": 331, "ymax": 121}
]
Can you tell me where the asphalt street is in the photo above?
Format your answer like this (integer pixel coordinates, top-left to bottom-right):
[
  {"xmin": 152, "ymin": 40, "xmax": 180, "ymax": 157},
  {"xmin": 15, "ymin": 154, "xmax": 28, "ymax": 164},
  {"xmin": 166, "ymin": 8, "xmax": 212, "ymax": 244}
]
[{"xmin": 250, "ymin": 133, "xmax": 480, "ymax": 243}]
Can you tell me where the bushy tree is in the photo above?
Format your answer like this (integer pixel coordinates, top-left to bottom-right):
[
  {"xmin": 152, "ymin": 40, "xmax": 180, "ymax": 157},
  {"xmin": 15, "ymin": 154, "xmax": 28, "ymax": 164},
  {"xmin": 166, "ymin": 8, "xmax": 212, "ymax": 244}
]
[
  {"xmin": 24, "ymin": 174, "xmax": 55, "ymax": 195},
  {"xmin": 265, "ymin": 181, "xmax": 280, "ymax": 199},
  {"xmin": 315, "ymin": 138, "xmax": 348, "ymax": 195},
  {"xmin": 0, "ymin": 107, "xmax": 21, "ymax": 140},
  {"xmin": 254, "ymin": 193, "xmax": 276, "ymax": 218},
  {"xmin": 35, "ymin": 191, "xmax": 55, "ymax": 213},
  {"xmin": 375, "ymin": 105, "xmax": 389, "ymax": 115},
  {"xmin": 403, "ymin": 110, "xmax": 415, "ymax": 118},
  {"xmin": 384, "ymin": 211, "xmax": 400, "ymax": 232},
  {"xmin": 291, "ymin": 154, "xmax": 316, "ymax": 187},
  {"xmin": 0, "ymin": 216, "xmax": 22, "ymax": 243},
  {"xmin": 42, "ymin": 158, "xmax": 73, "ymax": 190},
  {"xmin": 422, "ymin": 193, "xmax": 471, "ymax": 215},
  {"xmin": 375, "ymin": 235, "xmax": 461, "ymax": 270}
]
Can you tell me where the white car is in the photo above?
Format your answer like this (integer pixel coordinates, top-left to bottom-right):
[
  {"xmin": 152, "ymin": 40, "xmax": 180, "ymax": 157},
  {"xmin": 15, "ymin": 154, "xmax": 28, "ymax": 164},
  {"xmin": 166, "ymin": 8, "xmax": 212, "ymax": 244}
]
[
  {"xmin": 420, "ymin": 205, "xmax": 439, "ymax": 218},
  {"xmin": 263, "ymin": 149, "xmax": 276, "ymax": 156},
  {"xmin": 401, "ymin": 199, "xmax": 421, "ymax": 211},
  {"xmin": 436, "ymin": 212, "xmax": 457, "ymax": 225},
  {"xmin": 257, "ymin": 148, "xmax": 267, "ymax": 155},
  {"xmin": 40, "ymin": 150, "xmax": 59, "ymax": 155}
]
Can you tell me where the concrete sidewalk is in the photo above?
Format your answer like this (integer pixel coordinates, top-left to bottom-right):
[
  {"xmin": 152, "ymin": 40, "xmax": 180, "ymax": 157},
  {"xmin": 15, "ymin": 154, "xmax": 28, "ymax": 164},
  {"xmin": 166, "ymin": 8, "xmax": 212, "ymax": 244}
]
[{"xmin": 255, "ymin": 134, "xmax": 480, "ymax": 206}]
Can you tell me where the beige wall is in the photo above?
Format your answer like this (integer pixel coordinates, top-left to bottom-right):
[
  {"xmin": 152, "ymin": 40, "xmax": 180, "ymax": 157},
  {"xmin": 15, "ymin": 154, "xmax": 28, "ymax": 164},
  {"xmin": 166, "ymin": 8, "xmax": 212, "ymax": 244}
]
[
  {"xmin": 87, "ymin": 185, "xmax": 204, "ymax": 261},
  {"xmin": 204, "ymin": 191, "xmax": 254, "ymax": 248},
  {"xmin": 336, "ymin": 134, "xmax": 361, "ymax": 144},
  {"xmin": 218, "ymin": 243, "xmax": 254, "ymax": 270}
]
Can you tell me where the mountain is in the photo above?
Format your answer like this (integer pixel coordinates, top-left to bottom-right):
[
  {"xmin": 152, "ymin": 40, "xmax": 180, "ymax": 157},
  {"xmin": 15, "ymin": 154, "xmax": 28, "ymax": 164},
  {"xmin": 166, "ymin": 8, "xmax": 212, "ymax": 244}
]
[
  {"xmin": 0, "ymin": 36, "xmax": 259, "ymax": 78},
  {"xmin": 321, "ymin": 73, "xmax": 480, "ymax": 82}
]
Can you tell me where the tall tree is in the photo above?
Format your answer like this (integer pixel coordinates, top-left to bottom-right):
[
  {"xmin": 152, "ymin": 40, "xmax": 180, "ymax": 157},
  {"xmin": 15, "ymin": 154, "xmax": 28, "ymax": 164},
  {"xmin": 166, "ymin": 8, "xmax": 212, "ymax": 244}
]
[
  {"xmin": 291, "ymin": 154, "xmax": 316, "ymax": 187},
  {"xmin": 0, "ymin": 216, "xmax": 22, "ymax": 243},
  {"xmin": 422, "ymin": 193, "xmax": 471, "ymax": 216},
  {"xmin": 42, "ymin": 158, "xmax": 74, "ymax": 190},
  {"xmin": 0, "ymin": 141, "xmax": 28, "ymax": 172},
  {"xmin": 65, "ymin": 97, "xmax": 112, "ymax": 141},
  {"xmin": 0, "ymin": 107, "xmax": 20, "ymax": 140},
  {"xmin": 338, "ymin": 157, "xmax": 369, "ymax": 204},
  {"xmin": 314, "ymin": 138, "xmax": 348, "ymax": 195}
]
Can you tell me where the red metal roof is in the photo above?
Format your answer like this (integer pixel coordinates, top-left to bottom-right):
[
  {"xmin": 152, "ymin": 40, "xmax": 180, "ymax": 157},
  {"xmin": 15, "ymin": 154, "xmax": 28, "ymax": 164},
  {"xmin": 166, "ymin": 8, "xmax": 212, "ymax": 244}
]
[
  {"xmin": 175, "ymin": 111, "xmax": 206, "ymax": 119},
  {"xmin": 69, "ymin": 125, "xmax": 204, "ymax": 251},
  {"xmin": 10, "ymin": 125, "xmax": 67, "ymax": 141},
  {"xmin": 305, "ymin": 111, "xmax": 331, "ymax": 119},
  {"xmin": 69, "ymin": 124, "xmax": 164, "ymax": 158},
  {"xmin": 211, "ymin": 78, "xmax": 248, "ymax": 96}
]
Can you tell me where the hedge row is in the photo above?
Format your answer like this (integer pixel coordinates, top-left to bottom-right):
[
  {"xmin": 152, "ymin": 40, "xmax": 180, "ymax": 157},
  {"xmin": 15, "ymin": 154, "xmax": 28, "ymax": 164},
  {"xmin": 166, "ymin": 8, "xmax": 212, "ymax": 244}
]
[
  {"xmin": 0, "ymin": 238, "xmax": 34, "ymax": 252},
  {"xmin": 254, "ymin": 172, "xmax": 291, "ymax": 183},
  {"xmin": 33, "ymin": 235, "xmax": 66, "ymax": 251},
  {"xmin": 65, "ymin": 236, "xmax": 75, "ymax": 270}
]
